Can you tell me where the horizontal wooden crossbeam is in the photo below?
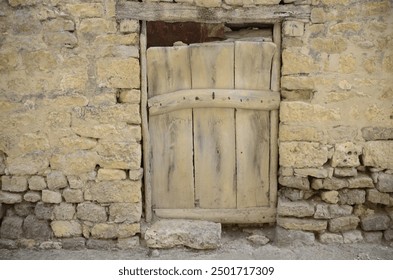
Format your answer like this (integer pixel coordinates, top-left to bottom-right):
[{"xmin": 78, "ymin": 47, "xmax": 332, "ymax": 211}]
[
  {"xmin": 148, "ymin": 89, "xmax": 280, "ymax": 115},
  {"xmin": 116, "ymin": 2, "xmax": 311, "ymax": 23}
]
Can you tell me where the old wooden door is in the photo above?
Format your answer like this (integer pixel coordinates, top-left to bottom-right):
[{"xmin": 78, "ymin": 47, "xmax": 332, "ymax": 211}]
[{"xmin": 146, "ymin": 40, "xmax": 280, "ymax": 223}]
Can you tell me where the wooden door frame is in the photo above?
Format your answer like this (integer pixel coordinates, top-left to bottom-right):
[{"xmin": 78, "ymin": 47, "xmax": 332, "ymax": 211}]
[{"xmin": 140, "ymin": 21, "xmax": 281, "ymax": 222}]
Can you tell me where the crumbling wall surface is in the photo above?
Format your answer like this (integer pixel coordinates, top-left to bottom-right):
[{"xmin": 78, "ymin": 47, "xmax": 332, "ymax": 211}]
[
  {"xmin": 277, "ymin": 0, "xmax": 393, "ymax": 245},
  {"xmin": 0, "ymin": 0, "xmax": 142, "ymax": 249}
]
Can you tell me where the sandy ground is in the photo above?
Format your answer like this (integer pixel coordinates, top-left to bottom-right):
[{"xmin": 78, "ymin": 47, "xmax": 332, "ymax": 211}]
[{"xmin": 1, "ymin": 228, "xmax": 392, "ymax": 260}]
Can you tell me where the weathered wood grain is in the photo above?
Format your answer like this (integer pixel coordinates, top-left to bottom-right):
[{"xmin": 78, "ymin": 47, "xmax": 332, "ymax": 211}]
[{"xmin": 117, "ymin": 2, "xmax": 311, "ymax": 23}]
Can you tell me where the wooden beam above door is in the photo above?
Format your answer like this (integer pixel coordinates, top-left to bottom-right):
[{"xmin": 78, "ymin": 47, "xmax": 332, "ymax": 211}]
[{"xmin": 116, "ymin": 2, "xmax": 311, "ymax": 24}]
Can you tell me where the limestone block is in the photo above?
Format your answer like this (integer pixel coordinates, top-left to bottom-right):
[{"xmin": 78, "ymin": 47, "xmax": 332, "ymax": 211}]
[
  {"xmin": 120, "ymin": 20, "xmax": 139, "ymax": 33},
  {"xmin": 279, "ymin": 125, "xmax": 323, "ymax": 142},
  {"xmin": 367, "ymin": 189, "xmax": 390, "ymax": 206},
  {"xmin": 145, "ymin": 219, "xmax": 221, "ymax": 249},
  {"xmin": 8, "ymin": 0, "xmax": 41, "ymax": 7},
  {"xmin": 384, "ymin": 229, "xmax": 393, "ymax": 241},
  {"xmin": 91, "ymin": 223, "xmax": 140, "ymax": 239},
  {"xmin": 117, "ymin": 236, "xmax": 140, "ymax": 249},
  {"xmin": 311, "ymin": 37, "xmax": 348, "ymax": 54},
  {"xmin": 329, "ymin": 204, "xmax": 353, "ymax": 218},
  {"xmin": 43, "ymin": 18, "xmax": 75, "ymax": 32},
  {"xmin": 43, "ymin": 32, "xmax": 78, "ymax": 48},
  {"xmin": 294, "ymin": 168, "xmax": 329, "ymax": 178},
  {"xmin": 283, "ymin": 21, "xmax": 304, "ymax": 37},
  {"xmin": 364, "ymin": 231, "xmax": 383, "ymax": 243},
  {"xmin": 361, "ymin": 213, "xmax": 390, "ymax": 231},
  {"xmin": 51, "ymin": 221, "xmax": 82, "ymax": 238},
  {"xmin": 339, "ymin": 189, "xmax": 365, "ymax": 205},
  {"xmin": 334, "ymin": 168, "xmax": 357, "ymax": 177},
  {"xmin": 0, "ymin": 216, "xmax": 24, "ymax": 239},
  {"xmin": 67, "ymin": 176, "xmax": 85, "ymax": 189},
  {"xmin": 62, "ymin": 237, "xmax": 86, "ymax": 250},
  {"xmin": 64, "ymin": 3, "xmax": 104, "ymax": 18},
  {"xmin": 329, "ymin": 216, "xmax": 360, "ymax": 232},
  {"xmin": 119, "ymin": 90, "xmax": 141, "ymax": 104},
  {"xmin": 343, "ymin": 230, "xmax": 363, "ymax": 244},
  {"xmin": 76, "ymin": 202, "xmax": 107, "ymax": 223},
  {"xmin": 0, "ymin": 191, "xmax": 23, "ymax": 204},
  {"xmin": 280, "ymin": 188, "xmax": 304, "ymax": 201},
  {"xmin": 312, "ymin": 177, "xmax": 348, "ymax": 190},
  {"xmin": 319, "ymin": 232, "xmax": 343, "ymax": 244},
  {"xmin": 28, "ymin": 176, "xmax": 46, "ymax": 190},
  {"xmin": 282, "ymin": 49, "xmax": 318, "ymax": 75},
  {"xmin": 129, "ymin": 169, "xmax": 144, "ymax": 181},
  {"xmin": 321, "ymin": 190, "xmax": 339, "ymax": 204},
  {"xmin": 97, "ymin": 58, "xmax": 140, "ymax": 89},
  {"xmin": 50, "ymin": 151, "xmax": 99, "ymax": 176},
  {"xmin": 332, "ymin": 142, "xmax": 362, "ymax": 167},
  {"xmin": 22, "ymin": 51, "xmax": 58, "ymax": 73},
  {"xmin": 42, "ymin": 190, "xmax": 62, "ymax": 204},
  {"xmin": 280, "ymin": 142, "xmax": 328, "ymax": 168},
  {"xmin": 84, "ymin": 104, "xmax": 141, "ymax": 125},
  {"xmin": 60, "ymin": 136, "xmax": 97, "ymax": 151},
  {"xmin": 23, "ymin": 191, "xmax": 41, "ymax": 203},
  {"xmin": 109, "ymin": 202, "xmax": 141, "ymax": 223},
  {"xmin": 279, "ymin": 167, "xmax": 294, "ymax": 177},
  {"xmin": 278, "ymin": 176, "xmax": 310, "ymax": 190},
  {"xmin": 34, "ymin": 202, "xmax": 53, "ymax": 220},
  {"xmin": 348, "ymin": 175, "xmax": 374, "ymax": 189},
  {"xmin": 280, "ymin": 101, "xmax": 340, "ymax": 123},
  {"xmin": 63, "ymin": 189, "xmax": 83, "ymax": 203},
  {"xmin": 14, "ymin": 202, "xmax": 34, "ymax": 217},
  {"xmin": 377, "ymin": 173, "xmax": 393, "ymax": 193},
  {"xmin": 0, "ymin": 203, "xmax": 3, "ymax": 219},
  {"xmin": 362, "ymin": 127, "xmax": 393, "ymax": 141},
  {"xmin": 94, "ymin": 34, "xmax": 139, "ymax": 46},
  {"xmin": 7, "ymin": 153, "xmax": 49, "ymax": 175},
  {"xmin": 275, "ymin": 226, "xmax": 315, "ymax": 246},
  {"xmin": 79, "ymin": 18, "xmax": 117, "ymax": 35},
  {"xmin": 47, "ymin": 171, "xmax": 68, "ymax": 190},
  {"xmin": 1, "ymin": 176, "xmax": 28, "ymax": 192},
  {"xmin": 97, "ymin": 169, "xmax": 127, "ymax": 181},
  {"xmin": 86, "ymin": 239, "xmax": 117, "ymax": 249},
  {"xmin": 53, "ymin": 203, "xmax": 75, "ymax": 220},
  {"xmin": 85, "ymin": 180, "xmax": 141, "ymax": 203},
  {"xmin": 277, "ymin": 217, "xmax": 327, "ymax": 231},
  {"xmin": 97, "ymin": 141, "xmax": 141, "ymax": 170},
  {"xmin": 195, "ymin": 0, "xmax": 222, "ymax": 7},
  {"xmin": 23, "ymin": 215, "xmax": 52, "ymax": 240},
  {"xmin": 277, "ymin": 200, "xmax": 315, "ymax": 217},
  {"xmin": 363, "ymin": 141, "xmax": 393, "ymax": 170}
]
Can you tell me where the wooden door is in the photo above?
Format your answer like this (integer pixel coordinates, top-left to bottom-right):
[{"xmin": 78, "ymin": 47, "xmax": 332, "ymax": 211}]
[{"xmin": 146, "ymin": 40, "xmax": 280, "ymax": 223}]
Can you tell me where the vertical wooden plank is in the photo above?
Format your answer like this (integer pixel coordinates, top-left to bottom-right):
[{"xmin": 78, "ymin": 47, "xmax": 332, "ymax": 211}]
[
  {"xmin": 269, "ymin": 109, "xmax": 279, "ymax": 207},
  {"xmin": 194, "ymin": 108, "xmax": 236, "ymax": 209},
  {"xmin": 190, "ymin": 42, "xmax": 234, "ymax": 88},
  {"xmin": 140, "ymin": 21, "xmax": 152, "ymax": 221},
  {"xmin": 150, "ymin": 110, "xmax": 195, "ymax": 209},
  {"xmin": 236, "ymin": 110, "xmax": 270, "ymax": 208},
  {"xmin": 147, "ymin": 46, "xmax": 191, "ymax": 97},
  {"xmin": 271, "ymin": 23, "xmax": 281, "ymax": 92}
]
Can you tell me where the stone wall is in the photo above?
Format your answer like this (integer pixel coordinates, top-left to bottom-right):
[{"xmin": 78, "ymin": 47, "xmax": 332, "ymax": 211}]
[{"xmin": 0, "ymin": 0, "xmax": 392, "ymax": 249}]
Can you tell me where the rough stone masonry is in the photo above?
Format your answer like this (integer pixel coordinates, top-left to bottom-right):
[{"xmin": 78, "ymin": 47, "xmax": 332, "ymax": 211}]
[{"xmin": 0, "ymin": 0, "xmax": 392, "ymax": 249}]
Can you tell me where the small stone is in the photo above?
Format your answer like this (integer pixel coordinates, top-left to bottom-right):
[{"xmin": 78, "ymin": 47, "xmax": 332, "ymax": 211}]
[
  {"xmin": 367, "ymin": 189, "xmax": 390, "ymax": 205},
  {"xmin": 23, "ymin": 191, "xmax": 41, "ymax": 202},
  {"xmin": 117, "ymin": 236, "xmax": 140, "ymax": 249},
  {"xmin": 280, "ymin": 187, "xmax": 304, "ymax": 201},
  {"xmin": 363, "ymin": 141, "xmax": 393, "ymax": 170},
  {"xmin": 364, "ymin": 231, "xmax": 383, "ymax": 243},
  {"xmin": 47, "ymin": 171, "xmax": 68, "ymax": 190},
  {"xmin": 150, "ymin": 249, "xmax": 160, "ymax": 257},
  {"xmin": 361, "ymin": 213, "xmax": 390, "ymax": 231},
  {"xmin": 145, "ymin": 219, "xmax": 221, "ymax": 249},
  {"xmin": 329, "ymin": 216, "xmax": 360, "ymax": 233},
  {"xmin": 62, "ymin": 188, "xmax": 83, "ymax": 203},
  {"xmin": 119, "ymin": 19, "xmax": 139, "ymax": 33},
  {"xmin": 319, "ymin": 232, "xmax": 343, "ymax": 244},
  {"xmin": 343, "ymin": 230, "xmax": 363, "ymax": 244},
  {"xmin": 28, "ymin": 176, "xmax": 47, "ymax": 190},
  {"xmin": 317, "ymin": 177, "xmax": 348, "ymax": 190},
  {"xmin": 1, "ymin": 176, "xmax": 28, "ymax": 192},
  {"xmin": 339, "ymin": 189, "xmax": 366, "ymax": 205},
  {"xmin": 129, "ymin": 168, "xmax": 144, "ymax": 181},
  {"xmin": 39, "ymin": 241, "xmax": 62, "ymax": 250},
  {"xmin": 283, "ymin": 21, "xmax": 304, "ymax": 37},
  {"xmin": 278, "ymin": 200, "xmax": 315, "ymax": 217},
  {"xmin": 294, "ymin": 168, "xmax": 328, "ymax": 178},
  {"xmin": 42, "ymin": 190, "xmax": 62, "ymax": 204},
  {"xmin": 23, "ymin": 215, "xmax": 52, "ymax": 240},
  {"xmin": 321, "ymin": 190, "xmax": 339, "ymax": 204},
  {"xmin": 275, "ymin": 226, "xmax": 315, "ymax": 246},
  {"xmin": 51, "ymin": 220, "xmax": 82, "ymax": 238},
  {"xmin": 279, "ymin": 167, "xmax": 294, "ymax": 177},
  {"xmin": 0, "ymin": 191, "xmax": 23, "ymax": 204},
  {"xmin": 348, "ymin": 175, "xmax": 374, "ymax": 189},
  {"xmin": 334, "ymin": 168, "xmax": 358, "ymax": 177},
  {"xmin": 362, "ymin": 127, "xmax": 393, "ymax": 141},
  {"xmin": 247, "ymin": 234, "xmax": 270, "ymax": 246},
  {"xmin": 77, "ymin": 202, "xmax": 107, "ymax": 223},
  {"xmin": 277, "ymin": 217, "xmax": 327, "ymax": 231},
  {"xmin": 278, "ymin": 176, "xmax": 310, "ymax": 190},
  {"xmin": 119, "ymin": 90, "xmax": 141, "ymax": 104},
  {"xmin": 0, "ymin": 216, "xmax": 24, "ymax": 239},
  {"xmin": 97, "ymin": 169, "xmax": 127, "ymax": 181},
  {"xmin": 14, "ymin": 202, "xmax": 34, "ymax": 217},
  {"xmin": 62, "ymin": 237, "xmax": 86, "ymax": 250},
  {"xmin": 34, "ymin": 202, "xmax": 53, "ymax": 220},
  {"xmin": 376, "ymin": 173, "xmax": 393, "ymax": 193},
  {"xmin": 53, "ymin": 203, "xmax": 75, "ymax": 220},
  {"xmin": 67, "ymin": 176, "xmax": 85, "ymax": 189},
  {"xmin": 109, "ymin": 202, "xmax": 141, "ymax": 223},
  {"xmin": 332, "ymin": 142, "xmax": 362, "ymax": 167},
  {"xmin": 19, "ymin": 239, "xmax": 36, "ymax": 249}
]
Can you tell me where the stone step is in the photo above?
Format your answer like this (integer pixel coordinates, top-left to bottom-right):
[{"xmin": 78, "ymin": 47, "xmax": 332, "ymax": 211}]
[{"xmin": 144, "ymin": 219, "xmax": 221, "ymax": 249}]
